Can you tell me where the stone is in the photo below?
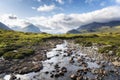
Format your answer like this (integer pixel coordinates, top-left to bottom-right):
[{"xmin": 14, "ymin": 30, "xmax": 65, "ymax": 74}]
[
  {"xmin": 70, "ymin": 74, "xmax": 77, "ymax": 80},
  {"xmin": 59, "ymin": 71, "xmax": 64, "ymax": 76},
  {"xmin": 50, "ymin": 74, "xmax": 54, "ymax": 78},
  {"xmin": 10, "ymin": 74, "xmax": 16, "ymax": 80},
  {"xmin": 45, "ymin": 71, "xmax": 49, "ymax": 74},
  {"xmin": 61, "ymin": 67, "xmax": 67, "ymax": 72},
  {"xmin": 112, "ymin": 61, "xmax": 120, "ymax": 67},
  {"xmin": 76, "ymin": 76, "xmax": 83, "ymax": 80}
]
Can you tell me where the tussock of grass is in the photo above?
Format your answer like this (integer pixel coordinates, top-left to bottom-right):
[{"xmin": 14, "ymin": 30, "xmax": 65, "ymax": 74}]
[
  {"xmin": 0, "ymin": 29, "xmax": 52, "ymax": 59},
  {"xmin": 0, "ymin": 29, "xmax": 120, "ymax": 59}
]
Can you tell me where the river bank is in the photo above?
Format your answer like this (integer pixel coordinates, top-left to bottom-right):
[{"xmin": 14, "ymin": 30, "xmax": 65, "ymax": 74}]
[
  {"xmin": 0, "ymin": 39, "xmax": 63, "ymax": 76},
  {"xmin": 1, "ymin": 40, "xmax": 120, "ymax": 80}
]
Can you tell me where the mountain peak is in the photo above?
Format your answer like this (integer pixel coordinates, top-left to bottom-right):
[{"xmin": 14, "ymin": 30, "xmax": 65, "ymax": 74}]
[
  {"xmin": 67, "ymin": 20, "xmax": 120, "ymax": 33},
  {"xmin": 0, "ymin": 22, "xmax": 11, "ymax": 30},
  {"xmin": 22, "ymin": 24, "xmax": 41, "ymax": 33}
]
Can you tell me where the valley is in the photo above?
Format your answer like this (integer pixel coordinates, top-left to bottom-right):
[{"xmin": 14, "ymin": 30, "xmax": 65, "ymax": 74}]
[{"xmin": 0, "ymin": 29, "xmax": 120, "ymax": 80}]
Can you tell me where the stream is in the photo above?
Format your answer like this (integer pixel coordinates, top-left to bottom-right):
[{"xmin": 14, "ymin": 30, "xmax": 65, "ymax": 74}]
[{"xmin": 2, "ymin": 41, "xmax": 120, "ymax": 80}]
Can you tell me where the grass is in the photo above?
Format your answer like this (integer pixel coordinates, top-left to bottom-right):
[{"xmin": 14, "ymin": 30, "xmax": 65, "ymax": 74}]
[
  {"xmin": 0, "ymin": 29, "xmax": 52, "ymax": 59},
  {"xmin": 73, "ymin": 32, "xmax": 120, "ymax": 56},
  {"xmin": 0, "ymin": 29, "xmax": 120, "ymax": 59}
]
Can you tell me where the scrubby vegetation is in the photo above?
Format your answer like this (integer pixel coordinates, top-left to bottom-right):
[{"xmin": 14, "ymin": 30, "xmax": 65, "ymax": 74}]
[
  {"xmin": 0, "ymin": 29, "xmax": 52, "ymax": 59},
  {"xmin": 73, "ymin": 32, "xmax": 120, "ymax": 56},
  {"xmin": 3, "ymin": 48, "xmax": 34, "ymax": 59},
  {"xmin": 0, "ymin": 29, "xmax": 120, "ymax": 60}
]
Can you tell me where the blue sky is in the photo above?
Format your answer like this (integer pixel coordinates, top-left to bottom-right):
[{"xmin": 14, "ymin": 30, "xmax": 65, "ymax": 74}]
[
  {"xmin": 0, "ymin": 0, "xmax": 120, "ymax": 33},
  {"xmin": 0, "ymin": 0, "xmax": 117, "ymax": 17}
]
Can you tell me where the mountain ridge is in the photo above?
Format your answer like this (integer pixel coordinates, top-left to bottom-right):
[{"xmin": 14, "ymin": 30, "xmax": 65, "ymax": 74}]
[
  {"xmin": 67, "ymin": 20, "xmax": 120, "ymax": 33},
  {"xmin": 0, "ymin": 22, "xmax": 12, "ymax": 30}
]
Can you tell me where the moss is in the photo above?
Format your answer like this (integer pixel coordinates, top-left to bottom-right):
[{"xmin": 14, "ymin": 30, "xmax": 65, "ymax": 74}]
[
  {"xmin": 0, "ymin": 48, "xmax": 4, "ymax": 56},
  {"xmin": 98, "ymin": 45, "xmax": 117, "ymax": 53},
  {"xmin": 115, "ymin": 47, "xmax": 120, "ymax": 56},
  {"xmin": 3, "ymin": 48, "xmax": 34, "ymax": 59},
  {"xmin": 98, "ymin": 45, "xmax": 120, "ymax": 56},
  {"xmin": 84, "ymin": 42, "xmax": 93, "ymax": 47},
  {"xmin": 3, "ymin": 51, "xmax": 16, "ymax": 60}
]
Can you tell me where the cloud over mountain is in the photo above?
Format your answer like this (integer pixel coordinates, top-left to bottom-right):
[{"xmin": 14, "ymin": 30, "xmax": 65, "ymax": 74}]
[{"xmin": 0, "ymin": 6, "xmax": 120, "ymax": 33}]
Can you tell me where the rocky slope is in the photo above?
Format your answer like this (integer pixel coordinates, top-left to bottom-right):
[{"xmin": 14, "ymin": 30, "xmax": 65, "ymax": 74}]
[
  {"xmin": 0, "ymin": 22, "xmax": 11, "ymax": 30},
  {"xmin": 67, "ymin": 20, "xmax": 120, "ymax": 33}
]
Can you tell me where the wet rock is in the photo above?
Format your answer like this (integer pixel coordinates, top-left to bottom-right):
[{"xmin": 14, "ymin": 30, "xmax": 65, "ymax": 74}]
[
  {"xmin": 77, "ymin": 57, "xmax": 82, "ymax": 62},
  {"xmin": 67, "ymin": 50, "xmax": 73, "ymax": 56},
  {"xmin": 63, "ymin": 54, "xmax": 67, "ymax": 57},
  {"xmin": 58, "ymin": 71, "xmax": 64, "ymax": 76},
  {"xmin": 70, "ymin": 74, "xmax": 77, "ymax": 80},
  {"xmin": 10, "ymin": 74, "xmax": 16, "ymax": 80},
  {"xmin": 54, "ymin": 73, "xmax": 60, "ymax": 78},
  {"xmin": 56, "ymin": 49, "xmax": 62, "ymax": 52},
  {"xmin": 55, "ymin": 54, "xmax": 59, "ymax": 57},
  {"xmin": 69, "ymin": 57, "xmax": 74, "ymax": 63},
  {"xmin": 100, "ymin": 64, "xmax": 106, "ymax": 68},
  {"xmin": 45, "ymin": 71, "xmax": 49, "ymax": 74},
  {"xmin": 96, "ymin": 61, "xmax": 101, "ymax": 65},
  {"xmin": 91, "ymin": 69, "xmax": 99, "ymax": 74},
  {"xmin": 83, "ymin": 76, "xmax": 88, "ymax": 80},
  {"xmin": 52, "ymin": 70, "xmax": 55, "ymax": 73},
  {"xmin": 112, "ymin": 61, "xmax": 120, "ymax": 67},
  {"xmin": 98, "ymin": 69, "xmax": 107, "ymax": 76},
  {"xmin": 50, "ymin": 74, "xmax": 54, "ymax": 78},
  {"xmin": 54, "ymin": 64, "xmax": 60, "ymax": 69},
  {"xmin": 61, "ymin": 67, "xmax": 67, "ymax": 72},
  {"xmin": 76, "ymin": 76, "xmax": 83, "ymax": 80},
  {"xmin": 17, "ymin": 78, "xmax": 21, "ymax": 80},
  {"xmin": 49, "ymin": 62, "xmax": 53, "ymax": 65},
  {"xmin": 47, "ymin": 57, "xmax": 51, "ymax": 60}
]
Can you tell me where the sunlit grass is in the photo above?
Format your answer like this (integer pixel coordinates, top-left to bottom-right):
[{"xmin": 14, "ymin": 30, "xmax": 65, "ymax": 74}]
[{"xmin": 0, "ymin": 29, "xmax": 120, "ymax": 59}]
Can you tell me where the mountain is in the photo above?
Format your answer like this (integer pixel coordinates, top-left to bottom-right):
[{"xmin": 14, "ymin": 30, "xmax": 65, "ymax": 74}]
[
  {"xmin": 67, "ymin": 29, "xmax": 80, "ymax": 34},
  {"xmin": 22, "ymin": 24, "xmax": 41, "ymax": 33},
  {"xmin": 0, "ymin": 22, "xmax": 11, "ymax": 30},
  {"xmin": 67, "ymin": 20, "xmax": 120, "ymax": 33},
  {"xmin": 77, "ymin": 21, "xmax": 120, "ymax": 32}
]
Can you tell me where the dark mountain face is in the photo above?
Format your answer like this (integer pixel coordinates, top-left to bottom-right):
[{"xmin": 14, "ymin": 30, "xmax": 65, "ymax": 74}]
[
  {"xmin": 22, "ymin": 24, "xmax": 41, "ymax": 33},
  {"xmin": 67, "ymin": 29, "xmax": 80, "ymax": 34},
  {"xmin": 77, "ymin": 21, "xmax": 120, "ymax": 31},
  {"xmin": 0, "ymin": 22, "xmax": 11, "ymax": 30},
  {"xmin": 67, "ymin": 20, "xmax": 120, "ymax": 33}
]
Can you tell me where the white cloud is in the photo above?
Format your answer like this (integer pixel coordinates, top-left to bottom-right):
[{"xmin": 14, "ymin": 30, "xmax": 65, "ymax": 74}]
[
  {"xmin": 29, "ymin": 6, "xmax": 120, "ymax": 33},
  {"xmin": 0, "ymin": 14, "xmax": 29, "ymax": 28},
  {"xmin": 116, "ymin": 0, "xmax": 120, "ymax": 4},
  {"xmin": 32, "ymin": 7, "xmax": 36, "ymax": 10},
  {"xmin": 0, "ymin": 6, "xmax": 120, "ymax": 33},
  {"xmin": 56, "ymin": 0, "xmax": 64, "ymax": 4},
  {"xmin": 37, "ymin": 4, "xmax": 56, "ymax": 12}
]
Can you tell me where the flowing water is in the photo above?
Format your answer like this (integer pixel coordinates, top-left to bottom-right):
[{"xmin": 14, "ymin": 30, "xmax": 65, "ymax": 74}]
[{"xmin": 1, "ymin": 41, "xmax": 120, "ymax": 80}]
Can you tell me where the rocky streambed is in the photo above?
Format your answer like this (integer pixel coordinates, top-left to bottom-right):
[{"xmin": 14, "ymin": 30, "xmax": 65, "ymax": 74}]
[{"xmin": 1, "ymin": 40, "xmax": 120, "ymax": 80}]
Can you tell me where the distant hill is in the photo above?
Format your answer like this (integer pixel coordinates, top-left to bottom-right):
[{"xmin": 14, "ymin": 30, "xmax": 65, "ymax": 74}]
[
  {"xmin": 67, "ymin": 20, "xmax": 120, "ymax": 33},
  {"xmin": 67, "ymin": 29, "xmax": 80, "ymax": 34},
  {"xmin": 0, "ymin": 22, "xmax": 11, "ymax": 30},
  {"xmin": 22, "ymin": 24, "xmax": 41, "ymax": 33}
]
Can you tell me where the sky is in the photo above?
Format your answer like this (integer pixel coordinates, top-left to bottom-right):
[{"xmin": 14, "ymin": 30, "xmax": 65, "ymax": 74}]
[{"xmin": 0, "ymin": 0, "xmax": 120, "ymax": 33}]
